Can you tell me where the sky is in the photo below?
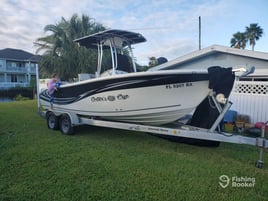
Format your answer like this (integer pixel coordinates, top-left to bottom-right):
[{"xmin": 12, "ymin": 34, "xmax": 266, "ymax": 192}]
[{"xmin": 1, "ymin": 0, "xmax": 267, "ymax": 65}]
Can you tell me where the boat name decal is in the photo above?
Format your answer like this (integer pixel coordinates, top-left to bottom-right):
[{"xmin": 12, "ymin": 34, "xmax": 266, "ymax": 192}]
[
  {"xmin": 91, "ymin": 96, "xmax": 107, "ymax": 102},
  {"xmin": 108, "ymin": 96, "xmax": 116, "ymax": 101},
  {"xmin": 117, "ymin": 94, "xmax": 129, "ymax": 100},
  {"xmin": 166, "ymin": 82, "xmax": 193, "ymax": 89},
  {"xmin": 91, "ymin": 94, "xmax": 129, "ymax": 102}
]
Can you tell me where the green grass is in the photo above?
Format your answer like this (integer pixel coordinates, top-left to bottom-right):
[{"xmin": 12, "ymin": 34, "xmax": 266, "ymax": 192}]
[{"xmin": 0, "ymin": 100, "xmax": 268, "ymax": 201}]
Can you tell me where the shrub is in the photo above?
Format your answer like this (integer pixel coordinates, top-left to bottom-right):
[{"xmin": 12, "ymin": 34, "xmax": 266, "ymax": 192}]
[{"xmin": 15, "ymin": 94, "xmax": 30, "ymax": 101}]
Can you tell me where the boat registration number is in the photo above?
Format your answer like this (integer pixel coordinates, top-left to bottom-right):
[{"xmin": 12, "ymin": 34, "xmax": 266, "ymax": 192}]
[{"xmin": 165, "ymin": 82, "xmax": 193, "ymax": 89}]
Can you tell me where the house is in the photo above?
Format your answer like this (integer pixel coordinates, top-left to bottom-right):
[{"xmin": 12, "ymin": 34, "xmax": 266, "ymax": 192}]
[
  {"xmin": 151, "ymin": 45, "xmax": 268, "ymax": 123},
  {"xmin": 0, "ymin": 48, "xmax": 41, "ymax": 89}
]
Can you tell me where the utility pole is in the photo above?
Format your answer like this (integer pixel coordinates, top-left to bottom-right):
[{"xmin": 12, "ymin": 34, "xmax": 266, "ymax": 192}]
[{"xmin": 199, "ymin": 16, "xmax": 201, "ymax": 50}]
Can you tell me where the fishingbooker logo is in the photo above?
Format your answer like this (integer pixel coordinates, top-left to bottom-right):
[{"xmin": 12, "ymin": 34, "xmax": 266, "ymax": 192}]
[
  {"xmin": 219, "ymin": 175, "xmax": 230, "ymax": 188},
  {"xmin": 219, "ymin": 175, "xmax": 255, "ymax": 188}
]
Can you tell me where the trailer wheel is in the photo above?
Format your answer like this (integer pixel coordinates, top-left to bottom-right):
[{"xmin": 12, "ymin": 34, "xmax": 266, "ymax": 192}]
[
  {"xmin": 59, "ymin": 114, "xmax": 74, "ymax": 135},
  {"xmin": 46, "ymin": 112, "xmax": 59, "ymax": 130}
]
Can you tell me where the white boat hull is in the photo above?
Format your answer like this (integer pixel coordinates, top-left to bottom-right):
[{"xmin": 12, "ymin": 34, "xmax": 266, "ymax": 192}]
[{"xmin": 40, "ymin": 75, "xmax": 209, "ymax": 125}]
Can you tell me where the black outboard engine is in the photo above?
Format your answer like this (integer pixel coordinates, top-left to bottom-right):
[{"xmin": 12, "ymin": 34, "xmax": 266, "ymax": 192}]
[
  {"xmin": 189, "ymin": 66, "xmax": 235, "ymax": 129},
  {"xmin": 180, "ymin": 66, "xmax": 235, "ymax": 146}
]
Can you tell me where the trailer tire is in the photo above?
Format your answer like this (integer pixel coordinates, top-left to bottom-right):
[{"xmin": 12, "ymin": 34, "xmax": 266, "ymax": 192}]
[
  {"xmin": 59, "ymin": 114, "xmax": 74, "ymax": 135},
  {"xmin": 46, "ymin": 112, "xmax": 59, "ymax": 130}
]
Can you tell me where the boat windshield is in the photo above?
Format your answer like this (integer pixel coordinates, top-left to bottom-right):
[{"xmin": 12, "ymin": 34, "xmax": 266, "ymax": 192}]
[{"xmin": 74, "ymin": 29, "xmax": 146, "ymax": 77}]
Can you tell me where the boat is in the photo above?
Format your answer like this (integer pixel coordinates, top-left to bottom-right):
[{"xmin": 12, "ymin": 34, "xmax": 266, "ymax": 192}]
[{"xmin": 39, "ymin": 29, "xmax": 234, "ymax": 125}]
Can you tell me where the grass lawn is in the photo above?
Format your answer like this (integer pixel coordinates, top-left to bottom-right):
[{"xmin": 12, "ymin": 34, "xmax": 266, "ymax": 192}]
[{"xmin": 0, "ymin": 100, "xmax": 268, "ymax": 201}]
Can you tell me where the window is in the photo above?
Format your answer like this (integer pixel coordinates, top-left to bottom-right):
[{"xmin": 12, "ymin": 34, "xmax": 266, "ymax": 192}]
[
  {"xmin": 0, "ymin": 59, "xmax": 5, "ymax": 68},
  {"xmin": 11, "ymin": 74, "xmax": 17, "ymax": 82}
]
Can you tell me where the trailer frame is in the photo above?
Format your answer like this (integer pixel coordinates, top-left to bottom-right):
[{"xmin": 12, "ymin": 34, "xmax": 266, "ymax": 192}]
[{"xmin": 39, "ymin": 97, "xmax": 268, "ymax": 168}]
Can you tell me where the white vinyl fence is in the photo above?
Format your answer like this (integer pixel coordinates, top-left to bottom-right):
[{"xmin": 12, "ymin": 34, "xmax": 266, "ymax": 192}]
[{"xmin": 229, "ymin": 81, "xmax": 268, "ymax": 123}]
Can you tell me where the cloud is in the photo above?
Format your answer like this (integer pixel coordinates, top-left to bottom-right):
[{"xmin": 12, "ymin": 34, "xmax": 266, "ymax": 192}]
[{"xmin": 0, "ymin": 0, "xmax": 267, "ymax": 64}]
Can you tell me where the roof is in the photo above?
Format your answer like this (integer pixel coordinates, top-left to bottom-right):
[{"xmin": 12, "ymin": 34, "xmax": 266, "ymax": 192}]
[
  {"xmin": 74, "ymin": 29, "xmax": 146, "ymax": 48},
  {"xmin": 150, "ymin": 45, "xmax": 268, "ymax": 71},
  {"xmin": 0, "ymin": 48, "xmax": 41, "ymax": 62}
]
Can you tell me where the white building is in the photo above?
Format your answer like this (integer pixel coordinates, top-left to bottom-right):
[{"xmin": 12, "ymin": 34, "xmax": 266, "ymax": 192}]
[
  {"xmin": 0, "ymin": 48, "xmax": 40, "ymax": 89},
  {"xmin": 151, "ymin": 45, "xmax": 268, "ymax": 123}
]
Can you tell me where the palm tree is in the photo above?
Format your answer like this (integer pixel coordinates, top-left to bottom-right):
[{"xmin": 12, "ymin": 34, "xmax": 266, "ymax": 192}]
[
  {"xmin": 230, "ymin": 32, "xmax": 247, "ymax": 49},
  {"xmin": 34, "ymin": 14, "xmax": 106, "ymax": 79},
  {"xmin": 245, "ymin": 23, "xmax": 263, "ymax": 51}
]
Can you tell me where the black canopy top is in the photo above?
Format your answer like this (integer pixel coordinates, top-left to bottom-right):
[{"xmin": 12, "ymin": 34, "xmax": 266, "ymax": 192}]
[{"xmin": 74, "ymin": 29, "xmax": 146, "ymax": 48}]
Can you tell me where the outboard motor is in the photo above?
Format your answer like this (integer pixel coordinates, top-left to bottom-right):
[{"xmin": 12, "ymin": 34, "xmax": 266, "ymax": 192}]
[{"xmin": 189, "ymin": 66, "xmax": 235, "ymax": 129}]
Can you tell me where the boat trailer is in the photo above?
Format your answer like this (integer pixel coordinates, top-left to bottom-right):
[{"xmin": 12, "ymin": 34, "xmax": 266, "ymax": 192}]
[{"xmin": 39, "ymin": 95, "xmax": 268, "ymax": 169}]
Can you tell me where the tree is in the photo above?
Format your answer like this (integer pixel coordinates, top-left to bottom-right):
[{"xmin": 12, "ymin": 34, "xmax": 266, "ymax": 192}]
[
  {"xmin": 34, "ymin": 14, "xmax": 106, "ymax": 79},
  {"xmin": 230, "ymin": 32, "xmax": 247, "ymax": 49},
  {"xmin": 245, "ymin": 23, "xmax": 263, "ymax": 51},
  {"xmin": 148, "ymin": 57, "xmax": 158, "ymax": 67}
]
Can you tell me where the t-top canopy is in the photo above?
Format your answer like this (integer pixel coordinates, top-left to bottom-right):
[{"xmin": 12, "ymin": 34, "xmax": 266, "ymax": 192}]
[{"xmin": 74, "ymin": 29, "xmax": 146, "ymax": 48}]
